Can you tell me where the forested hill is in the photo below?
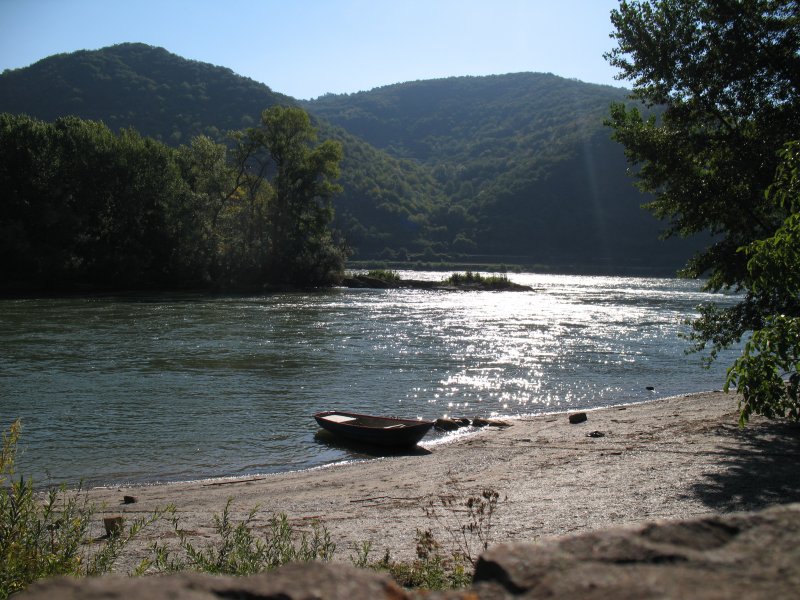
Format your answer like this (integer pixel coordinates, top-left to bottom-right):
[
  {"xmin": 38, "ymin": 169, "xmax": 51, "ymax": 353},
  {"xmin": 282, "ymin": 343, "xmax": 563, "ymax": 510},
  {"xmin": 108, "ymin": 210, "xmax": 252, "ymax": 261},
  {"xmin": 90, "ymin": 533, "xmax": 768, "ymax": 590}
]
[
  {"xmin": 0, "ymin": 43, "xmax": 293, "ymax": 144},
  {"xmin": 0, "ymin": 44, "xmax": 699, "ymax": 273},
  {"xmin": 303, "ymin": 74, "xmax": 702, "ymax": 271},
  {"xmin": 303, "ymin": 73, "xmax": 626, "ymax": 165},
  {"xmin": 0, "ymin": 44, "xmax": 452, "ymax": 265}
]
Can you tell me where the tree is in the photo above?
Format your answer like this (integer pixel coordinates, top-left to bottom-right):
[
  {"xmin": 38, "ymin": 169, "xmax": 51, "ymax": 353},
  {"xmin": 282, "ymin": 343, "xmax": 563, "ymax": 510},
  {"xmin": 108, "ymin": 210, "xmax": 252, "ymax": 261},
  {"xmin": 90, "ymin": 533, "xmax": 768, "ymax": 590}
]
[
  {"xmin": 726, "ymin": 142, "xmax": 800, "ymax": 423},
  {"xmin": 605, "ymin": 0, "xmax": 800, "ymax": 423},
  {"xmin": 235, "ymin": 106, "xmax": 346, "ymax": 286},
  {"xmin": 0, "ymin": 114, "xmax": 189, "ymax": 288}
]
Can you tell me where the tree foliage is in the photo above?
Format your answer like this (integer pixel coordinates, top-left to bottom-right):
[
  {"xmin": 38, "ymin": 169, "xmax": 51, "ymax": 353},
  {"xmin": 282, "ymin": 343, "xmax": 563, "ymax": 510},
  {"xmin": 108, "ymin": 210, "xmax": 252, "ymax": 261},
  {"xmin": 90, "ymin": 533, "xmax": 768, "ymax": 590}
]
[
  {"xmin": 236, "ymin": 107, "xmax": 346, "ymax": 285},
  {"xmin": 0, "ymin": 108, "xmax": 345, "ymax": 291},
  {"xmin": 0, "ymin": 44, "xmax": 701, "ymax": 271},
  {"xmin": 726, "ymin": 142, "xmax": 800, "ymax": 424},
  {"xmin": 605, "ymin": 0, "xmax": 800, "ymax": 422}
]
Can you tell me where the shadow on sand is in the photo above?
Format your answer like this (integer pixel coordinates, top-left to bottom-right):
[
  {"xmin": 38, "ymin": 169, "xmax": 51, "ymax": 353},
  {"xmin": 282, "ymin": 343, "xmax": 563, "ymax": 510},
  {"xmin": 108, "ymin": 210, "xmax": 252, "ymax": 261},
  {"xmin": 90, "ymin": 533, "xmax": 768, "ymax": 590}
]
[{"xmin": 691, "ymin": 419, "xmax": 800, "ymax": 512}]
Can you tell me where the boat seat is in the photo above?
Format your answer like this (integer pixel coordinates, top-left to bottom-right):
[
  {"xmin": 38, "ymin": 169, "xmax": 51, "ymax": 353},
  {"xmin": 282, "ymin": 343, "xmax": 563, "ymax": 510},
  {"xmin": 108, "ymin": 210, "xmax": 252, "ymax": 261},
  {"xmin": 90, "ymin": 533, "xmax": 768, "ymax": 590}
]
[{"xmin": 325, "ymin": 415, "xmax": 357, "ymax": 423}]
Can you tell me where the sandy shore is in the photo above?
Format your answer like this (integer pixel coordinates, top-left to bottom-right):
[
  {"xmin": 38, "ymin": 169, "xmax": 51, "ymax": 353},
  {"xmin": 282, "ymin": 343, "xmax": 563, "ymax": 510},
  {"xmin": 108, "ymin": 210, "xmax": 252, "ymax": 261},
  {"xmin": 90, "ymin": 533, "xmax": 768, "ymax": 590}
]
[{"xmin": 84, "ymin": 391, "xmax": 800, "ymax": 570}]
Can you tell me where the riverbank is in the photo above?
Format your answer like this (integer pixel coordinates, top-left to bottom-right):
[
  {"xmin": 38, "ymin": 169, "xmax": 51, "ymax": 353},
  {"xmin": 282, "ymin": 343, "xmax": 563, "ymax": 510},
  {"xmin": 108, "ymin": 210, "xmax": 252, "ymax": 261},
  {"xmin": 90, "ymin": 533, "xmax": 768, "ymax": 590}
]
[{"xmin": 84, "ymin": 390, "xmax": 800, "ymax": 572}]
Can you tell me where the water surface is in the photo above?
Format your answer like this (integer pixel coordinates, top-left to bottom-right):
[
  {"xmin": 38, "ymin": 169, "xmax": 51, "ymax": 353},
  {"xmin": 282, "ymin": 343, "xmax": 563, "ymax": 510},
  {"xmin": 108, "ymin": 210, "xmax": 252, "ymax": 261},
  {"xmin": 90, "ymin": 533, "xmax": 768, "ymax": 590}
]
[{"xmin": 0, "ymin": 273, "xmax": 738, "ymax": 486}]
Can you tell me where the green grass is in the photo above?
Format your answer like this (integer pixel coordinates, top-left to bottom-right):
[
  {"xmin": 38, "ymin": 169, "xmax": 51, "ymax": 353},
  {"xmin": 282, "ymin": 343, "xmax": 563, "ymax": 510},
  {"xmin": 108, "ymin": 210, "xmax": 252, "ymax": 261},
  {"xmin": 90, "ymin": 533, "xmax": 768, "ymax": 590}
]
[
  {"xmin": 350, "ymin": 530, "xmax": 472, "ymax": 590},
  {"xmin": 150, "ymin": 500, "xmax": 335, "ymax": 575}
]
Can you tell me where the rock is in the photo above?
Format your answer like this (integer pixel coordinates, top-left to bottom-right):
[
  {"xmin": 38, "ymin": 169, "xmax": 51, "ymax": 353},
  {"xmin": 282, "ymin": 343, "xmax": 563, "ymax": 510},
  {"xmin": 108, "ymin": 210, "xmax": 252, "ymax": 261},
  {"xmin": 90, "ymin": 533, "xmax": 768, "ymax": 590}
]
[
  {"xmin": 122, "ymin": 495, "xmax": 137, "ymax": 504},
  {"xmin": 20, "ymin": 563, "xmax": 410, "ymax": 600},
  {"xmin": 646, "ymin": 386, "xmax": 655, "ymax": 391},
  {"xmin": 435, "ymin": 418, "xmax": 462, "ymax": 432},
  {"xmin": 586, "ymin": 430, "xmax": 605, "ymax": 438},
  {"xmin": 471, "ymin": 417, "xmax": 511, "ymax": 428},
  {"xmin": 471, "ymin": 503, "xmax": 800, "ymax": 599},
  {"xmin": 568, "ymin": 412, "xmax": 587, "ymax": 424}
]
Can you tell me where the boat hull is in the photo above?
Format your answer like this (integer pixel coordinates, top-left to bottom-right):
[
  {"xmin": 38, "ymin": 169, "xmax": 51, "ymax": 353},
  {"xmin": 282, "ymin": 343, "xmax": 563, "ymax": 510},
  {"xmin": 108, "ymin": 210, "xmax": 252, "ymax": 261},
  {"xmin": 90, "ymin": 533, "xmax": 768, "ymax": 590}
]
[{"xmin": 314, "ymin": 411, "xmax": 434, "ymax": 448}]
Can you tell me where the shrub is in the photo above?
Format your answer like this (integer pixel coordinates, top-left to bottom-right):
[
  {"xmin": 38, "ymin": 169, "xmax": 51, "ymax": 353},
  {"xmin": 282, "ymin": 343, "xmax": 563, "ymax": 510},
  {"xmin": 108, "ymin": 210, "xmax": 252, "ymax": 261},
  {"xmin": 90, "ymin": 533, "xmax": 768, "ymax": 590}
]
[
  {"xmin": 351, "ymin": 483, "xmax": 504, "ymax": 590},
  {"xmin": 352, "ymin": 529, "xmax": 471, "ymax": 590},
  {"xmin": 0, "ymin": 420, "xmax": 160, "ymax": 599},
  {"xmin": 424, "ymin": 481, "xmax": 504, "ymax": 565}
]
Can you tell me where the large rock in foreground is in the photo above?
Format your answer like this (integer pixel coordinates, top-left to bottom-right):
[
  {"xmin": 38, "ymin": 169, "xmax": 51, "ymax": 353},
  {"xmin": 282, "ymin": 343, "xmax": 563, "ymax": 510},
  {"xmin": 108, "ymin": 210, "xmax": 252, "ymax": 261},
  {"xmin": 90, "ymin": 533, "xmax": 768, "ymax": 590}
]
[
  {"xmin": 20, "ymin": 563, "xmax": 409, "ymax": 600},
  {"xmin": 470, "ymin": 502, "xmax": 800, "ymax": 599},
  {"xmin": 21, "ymin": 503, "xmax": 800, "ymax": 599}
]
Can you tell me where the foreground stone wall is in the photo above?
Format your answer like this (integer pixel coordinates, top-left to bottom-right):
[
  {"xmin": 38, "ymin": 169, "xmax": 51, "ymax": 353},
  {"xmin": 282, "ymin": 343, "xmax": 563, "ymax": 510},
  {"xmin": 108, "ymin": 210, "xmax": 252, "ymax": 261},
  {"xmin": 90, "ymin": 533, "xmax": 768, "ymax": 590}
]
[{"xmin": 21, "ymin": 503, "xmax": 800, "ymax": 599}]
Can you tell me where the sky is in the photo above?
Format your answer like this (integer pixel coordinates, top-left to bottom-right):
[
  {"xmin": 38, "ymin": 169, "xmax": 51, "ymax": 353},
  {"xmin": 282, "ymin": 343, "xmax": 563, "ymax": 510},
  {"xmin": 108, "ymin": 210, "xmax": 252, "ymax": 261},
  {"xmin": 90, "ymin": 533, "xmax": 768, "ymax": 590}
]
[{"xmin": 0, "ymin": 0, "xmax": 625, "ymax": 100}]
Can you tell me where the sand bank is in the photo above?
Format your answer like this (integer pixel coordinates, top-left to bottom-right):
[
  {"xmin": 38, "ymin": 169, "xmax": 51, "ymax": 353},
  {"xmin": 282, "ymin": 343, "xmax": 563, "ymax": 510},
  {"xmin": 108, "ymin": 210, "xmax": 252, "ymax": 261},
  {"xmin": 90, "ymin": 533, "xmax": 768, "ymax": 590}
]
[{"xmin": 85, "ymin": 391, "xmax": 800, "ymax": 569}]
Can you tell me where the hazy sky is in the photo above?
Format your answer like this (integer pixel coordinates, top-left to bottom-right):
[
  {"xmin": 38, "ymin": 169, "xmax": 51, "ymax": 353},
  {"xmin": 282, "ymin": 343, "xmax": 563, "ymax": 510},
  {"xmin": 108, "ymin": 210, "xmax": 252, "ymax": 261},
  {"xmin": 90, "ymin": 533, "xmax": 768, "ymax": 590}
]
[{"xmin": 0, "ymin": 0, "xmax": 626, "ymax": 99}]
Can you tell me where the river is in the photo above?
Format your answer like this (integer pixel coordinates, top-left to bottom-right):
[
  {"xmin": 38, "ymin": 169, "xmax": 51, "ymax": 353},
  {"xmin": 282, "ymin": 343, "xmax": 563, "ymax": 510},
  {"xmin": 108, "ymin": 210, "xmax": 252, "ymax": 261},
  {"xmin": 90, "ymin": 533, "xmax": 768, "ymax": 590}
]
[{"xmin": 0, "ymin": 272, "xmax": 739, "ymax": 487}]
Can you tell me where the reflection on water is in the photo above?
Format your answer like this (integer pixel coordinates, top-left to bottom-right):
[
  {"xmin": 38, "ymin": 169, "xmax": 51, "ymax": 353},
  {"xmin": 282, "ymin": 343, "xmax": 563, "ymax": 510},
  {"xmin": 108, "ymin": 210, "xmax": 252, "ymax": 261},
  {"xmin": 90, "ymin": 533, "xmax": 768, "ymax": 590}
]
[{"xmin": 0, "ymin": 273, "xmax": 738, "ymax": 486}]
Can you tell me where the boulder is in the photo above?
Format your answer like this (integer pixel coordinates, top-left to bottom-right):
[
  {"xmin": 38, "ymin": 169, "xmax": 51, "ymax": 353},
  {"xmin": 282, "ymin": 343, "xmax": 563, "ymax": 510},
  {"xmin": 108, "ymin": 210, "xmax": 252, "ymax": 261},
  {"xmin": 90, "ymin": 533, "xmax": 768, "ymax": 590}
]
[
  {"xmin": 20, "ymin": 563, "xmax": 410, "ymax": 600},
  {"xmin": 471, "ymin": 503, "xmax": 800, "ymax": 599}
]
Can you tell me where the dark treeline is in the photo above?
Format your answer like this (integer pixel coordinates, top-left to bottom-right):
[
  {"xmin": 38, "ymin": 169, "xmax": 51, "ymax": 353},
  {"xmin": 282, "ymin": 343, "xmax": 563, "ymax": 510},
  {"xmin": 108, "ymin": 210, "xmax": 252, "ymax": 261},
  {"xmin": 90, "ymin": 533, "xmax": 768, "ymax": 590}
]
[{"xmin": 0, "ymin": 107, "xmax": 346, "ymax": 292}]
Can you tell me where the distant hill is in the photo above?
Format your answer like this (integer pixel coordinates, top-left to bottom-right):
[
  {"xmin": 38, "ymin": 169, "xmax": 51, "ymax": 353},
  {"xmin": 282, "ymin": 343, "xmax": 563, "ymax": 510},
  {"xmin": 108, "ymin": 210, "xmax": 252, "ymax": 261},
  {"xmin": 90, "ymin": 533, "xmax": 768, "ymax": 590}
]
[
  {"xmin": 0, "ymin": 44, "xmax": 700, "ymax": 273},
  {"xmin": 303, "ymin": 75, "xmax": 701, "ymax": 271}
]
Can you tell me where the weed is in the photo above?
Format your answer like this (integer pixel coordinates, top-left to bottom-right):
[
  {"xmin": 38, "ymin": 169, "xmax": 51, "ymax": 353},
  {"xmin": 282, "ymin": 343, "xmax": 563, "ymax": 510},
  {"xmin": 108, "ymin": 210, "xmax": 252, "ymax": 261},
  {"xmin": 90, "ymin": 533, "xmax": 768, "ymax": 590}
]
[
  {"xmin": 349, "ymin": 540, "xmax": 372, "ymax": 568},
  {"xmin": 424, "ymin": 477, "xmax": 504, "ymax": 565},
  {"xmin": 0, "ymin": 420, "xmax": 20, "ymax": 484},
  {"xmin": 357, "ymin": 529, "xmax": 471, "ymax": 590},
  {"xmin": 0, "ymin": 420, "xmax": 160, "ymax": 599},
  {"xmin": 151, "ymin": 499, "xmax": 335, "ymax": 575}
]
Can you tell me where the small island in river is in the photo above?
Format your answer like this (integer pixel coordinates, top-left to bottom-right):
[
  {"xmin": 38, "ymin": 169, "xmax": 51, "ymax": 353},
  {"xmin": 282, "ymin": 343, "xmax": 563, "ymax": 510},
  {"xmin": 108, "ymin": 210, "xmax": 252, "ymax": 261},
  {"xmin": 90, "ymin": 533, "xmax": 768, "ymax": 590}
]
[{"xmin": 342, "ymin": 270, "xmax": 533, "ymax": 291}]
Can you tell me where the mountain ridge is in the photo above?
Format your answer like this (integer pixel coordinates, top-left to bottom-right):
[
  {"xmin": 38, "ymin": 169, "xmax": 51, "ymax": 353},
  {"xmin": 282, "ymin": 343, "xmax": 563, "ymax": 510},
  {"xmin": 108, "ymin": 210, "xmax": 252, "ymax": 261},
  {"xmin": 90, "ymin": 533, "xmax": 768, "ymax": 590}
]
[{"xmin": 0, "ymin": 43, "xmax": 699, "ymax": 273}]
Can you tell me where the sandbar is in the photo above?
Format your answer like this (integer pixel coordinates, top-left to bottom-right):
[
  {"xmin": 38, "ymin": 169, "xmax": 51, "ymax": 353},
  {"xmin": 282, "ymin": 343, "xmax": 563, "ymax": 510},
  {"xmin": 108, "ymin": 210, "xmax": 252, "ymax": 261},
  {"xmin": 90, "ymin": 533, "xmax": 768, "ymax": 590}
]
[{"xmin": 84, "ymin": 391, "xmax": 800, "ymax": 570}]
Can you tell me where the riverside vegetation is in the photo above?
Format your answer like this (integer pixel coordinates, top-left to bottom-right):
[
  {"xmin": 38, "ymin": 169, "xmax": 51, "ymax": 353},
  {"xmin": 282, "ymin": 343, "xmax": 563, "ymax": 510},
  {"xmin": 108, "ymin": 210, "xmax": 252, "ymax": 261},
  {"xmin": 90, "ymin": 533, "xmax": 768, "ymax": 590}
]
[
  {"xmin": 346, "ymin": 270, "xmax": 526, "ymax": 291},
  {"xmin": 0, "ymin": 106, "xmax": 346, "ymax": 291},
  {"xmin": 0, "ymin": 421, "xmax": 501, "ymax": 597},
  {"xmin": 605, "ymin": 0, "xmax": 800, "ymax": 425}
]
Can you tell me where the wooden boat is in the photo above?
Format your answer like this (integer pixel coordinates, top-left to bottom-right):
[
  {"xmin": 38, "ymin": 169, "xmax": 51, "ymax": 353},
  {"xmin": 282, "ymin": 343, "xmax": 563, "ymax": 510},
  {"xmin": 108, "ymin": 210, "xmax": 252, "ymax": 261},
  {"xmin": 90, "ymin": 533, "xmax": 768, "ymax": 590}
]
[{"xmin": 313, "ymin": 411, "xmax": 434, "ymax": 448}]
